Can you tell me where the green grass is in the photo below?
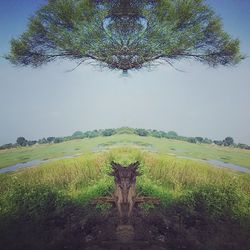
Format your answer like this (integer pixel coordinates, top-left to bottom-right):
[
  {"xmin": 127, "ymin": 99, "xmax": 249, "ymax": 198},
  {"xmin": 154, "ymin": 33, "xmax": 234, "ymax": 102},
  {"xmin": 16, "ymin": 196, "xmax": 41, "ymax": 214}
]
[
  {"xmin": 0, "ymin": 147, "xmax": 249, "ymax": 249},
  {"xmin": 1, "ymin": 148, "xmax": 249, "ymax": 216},
  {"xmin": 1, "ymin": 134, "xmax": 250, "ymax": 169}
]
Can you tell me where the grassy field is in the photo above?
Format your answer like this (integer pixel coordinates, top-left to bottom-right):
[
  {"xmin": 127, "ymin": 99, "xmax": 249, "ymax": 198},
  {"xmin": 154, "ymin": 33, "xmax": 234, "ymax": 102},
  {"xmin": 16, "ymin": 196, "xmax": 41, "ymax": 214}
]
[
  {"xmin": 1, "ymin": 134, "xmax": 250, "ymax": 248},
  {"xmin": 1, "ymin": 134, "xmax": 250, "ymax": 169},
  {"xmin": 0, "ymin": 147, "xmax": 250, "ymax": 249},
  {"xmin": 1, "ymin": 147, "xmax": 249, "ymax": 209}
]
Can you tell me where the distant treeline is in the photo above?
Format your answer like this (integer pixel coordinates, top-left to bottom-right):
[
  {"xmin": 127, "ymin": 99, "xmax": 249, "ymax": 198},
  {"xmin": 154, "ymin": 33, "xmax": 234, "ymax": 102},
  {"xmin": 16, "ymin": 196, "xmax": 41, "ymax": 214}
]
[{"xmin": 0, "ymin": 127, "xmax": 249, "ymax": 150}]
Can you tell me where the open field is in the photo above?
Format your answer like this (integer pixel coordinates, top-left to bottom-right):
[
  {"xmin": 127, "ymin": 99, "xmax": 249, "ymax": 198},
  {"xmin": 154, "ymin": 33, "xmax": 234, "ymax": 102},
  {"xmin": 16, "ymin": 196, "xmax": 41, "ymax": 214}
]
[
  {"xmin": 0, "ymin": 147, "xmax": 250, "ymax": 249},
  {"xmin": 1, "ymin": 134, "xmax": 250, "ymax": 248},
  {"xmin": 1, "ymin": 134, "xmax": 250, "ymax": 170}
]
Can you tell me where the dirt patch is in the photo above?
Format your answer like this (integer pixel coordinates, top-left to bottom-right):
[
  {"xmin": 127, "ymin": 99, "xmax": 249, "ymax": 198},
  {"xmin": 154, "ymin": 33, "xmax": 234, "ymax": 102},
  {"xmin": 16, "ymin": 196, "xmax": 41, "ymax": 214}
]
[
  {"xmin": 42, "ymin": 204, "xmax": 249, "ymax": 250},
  {"xmin": 1, "ymin": 203, "xmax": 249, "ymax": 250},
  {"xmin": 81, "ymin": 207, "xmax": 167, "ymax": 250}
]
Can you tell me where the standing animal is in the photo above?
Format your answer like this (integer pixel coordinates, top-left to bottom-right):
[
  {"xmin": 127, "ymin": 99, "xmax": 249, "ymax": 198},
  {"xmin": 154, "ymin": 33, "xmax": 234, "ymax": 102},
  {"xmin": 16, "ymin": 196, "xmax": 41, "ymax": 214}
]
[{"xmin": 110, "ymin": 161, "xmax": 140, "ymax": 219}]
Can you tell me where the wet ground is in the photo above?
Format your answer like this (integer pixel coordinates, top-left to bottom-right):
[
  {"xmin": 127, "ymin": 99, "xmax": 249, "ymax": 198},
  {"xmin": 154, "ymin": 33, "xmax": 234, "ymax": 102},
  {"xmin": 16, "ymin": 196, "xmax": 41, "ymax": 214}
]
[
  {"xmin": 206, "ymin": 159, "xmax": 250, "ymax": 173},
  {"xmin": 0, "ymin": 154, "xmax": 82, "ymax": 174},
  {"xmin": 177, "ymin": 156, "xmax": 250, "ymax": 173}
]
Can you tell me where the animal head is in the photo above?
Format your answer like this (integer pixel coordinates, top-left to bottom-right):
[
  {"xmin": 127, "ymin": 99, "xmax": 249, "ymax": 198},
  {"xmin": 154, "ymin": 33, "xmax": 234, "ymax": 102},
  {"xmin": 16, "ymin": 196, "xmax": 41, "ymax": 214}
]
[{"xmin": 110, "ymin": 161, "xmax": 140, "ymax": 199}]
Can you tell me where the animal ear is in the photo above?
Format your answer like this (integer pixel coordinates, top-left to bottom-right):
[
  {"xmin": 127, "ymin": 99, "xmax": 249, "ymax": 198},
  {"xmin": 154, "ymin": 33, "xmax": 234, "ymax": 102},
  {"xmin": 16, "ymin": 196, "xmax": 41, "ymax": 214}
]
[
  {"xmin": 111, "ymin": 161, "xmax": 118, "ymax": 168},
  {"xmin": 111, "ymin": 161, "xmax": 123, "ymax": 171},
  {"xmin": 108, "ymin": 161, "xmax": 116, "ymax": 176},
  {"xmin": 129, "ymin": 161, "xmax": 140, "ymax": 169},
  {"xmin": 129, "ymin": 161, "xmax": 141, "ymax": 175}
]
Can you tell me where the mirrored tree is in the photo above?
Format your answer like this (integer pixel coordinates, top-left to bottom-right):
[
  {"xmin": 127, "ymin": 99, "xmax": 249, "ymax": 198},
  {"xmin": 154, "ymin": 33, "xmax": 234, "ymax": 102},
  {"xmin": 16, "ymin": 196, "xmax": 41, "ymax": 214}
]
[{"xmin": 6, "ymin": 0, "xmax": 244, "ymax": 73}]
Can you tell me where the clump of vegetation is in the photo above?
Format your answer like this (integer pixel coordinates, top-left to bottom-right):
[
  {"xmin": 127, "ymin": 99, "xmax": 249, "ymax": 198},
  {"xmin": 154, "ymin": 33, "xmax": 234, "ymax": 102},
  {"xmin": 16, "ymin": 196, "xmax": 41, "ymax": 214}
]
[{"xmin": 138, "ymin": 203, "xmax": 155, "ymax": 214}]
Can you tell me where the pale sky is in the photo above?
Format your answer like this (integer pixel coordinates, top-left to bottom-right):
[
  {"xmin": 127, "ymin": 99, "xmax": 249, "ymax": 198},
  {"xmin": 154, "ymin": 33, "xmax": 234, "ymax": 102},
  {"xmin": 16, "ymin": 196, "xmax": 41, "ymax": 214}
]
[{"xmin": 0, "ymin": 0, "xmax": 250, "ymax": 145}]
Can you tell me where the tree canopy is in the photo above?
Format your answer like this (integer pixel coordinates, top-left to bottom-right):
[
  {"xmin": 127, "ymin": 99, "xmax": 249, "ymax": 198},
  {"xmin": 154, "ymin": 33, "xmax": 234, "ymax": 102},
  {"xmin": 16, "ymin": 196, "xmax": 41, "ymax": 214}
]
[
  {"xmin": 6, "ymin": 0, "xmax": 244, "ymax": 72},
  {"xmin": 16, "ymin": 137, "xmax": 27, "ymax": 146}
]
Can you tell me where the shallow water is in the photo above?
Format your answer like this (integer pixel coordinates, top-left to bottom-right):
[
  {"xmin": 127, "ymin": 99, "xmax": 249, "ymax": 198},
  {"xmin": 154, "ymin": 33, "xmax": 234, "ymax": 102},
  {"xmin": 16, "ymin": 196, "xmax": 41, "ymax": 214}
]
[
  {"xmin": 177, "ymin": 156, "xmax": 250, "ymax": 174},
  {"xmin": 92, "ymin": 143, "xmax": 157, "ymax": 153},
  {"xmin": 206, "ymin": 159, "xmax": 250, "ymax": 174},
  {"xmin": 0, "ymin": 155, "xmax": 82, "ymax": 174}
]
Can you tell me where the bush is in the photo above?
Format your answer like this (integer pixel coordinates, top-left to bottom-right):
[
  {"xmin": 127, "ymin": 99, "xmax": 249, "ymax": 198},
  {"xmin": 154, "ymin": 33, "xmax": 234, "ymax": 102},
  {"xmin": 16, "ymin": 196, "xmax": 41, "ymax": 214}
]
[
  {"xmin": 2, "ymin": 184, "xmax": 65, "ymax": 219},
  {"xmin": 182, "ymin": 184, "xmax": 249, "ymax": 220}
]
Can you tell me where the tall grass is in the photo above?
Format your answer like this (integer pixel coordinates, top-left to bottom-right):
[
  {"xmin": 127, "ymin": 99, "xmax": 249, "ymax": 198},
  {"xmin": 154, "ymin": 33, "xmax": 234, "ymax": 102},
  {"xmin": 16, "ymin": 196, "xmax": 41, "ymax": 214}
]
[
  {"xmin": 0, "ymin": 147, "xmax": 249, "ymax": 223},
  {"xmin": 141, "ymin": 152, "xmax": 250, "ymax": 193}
]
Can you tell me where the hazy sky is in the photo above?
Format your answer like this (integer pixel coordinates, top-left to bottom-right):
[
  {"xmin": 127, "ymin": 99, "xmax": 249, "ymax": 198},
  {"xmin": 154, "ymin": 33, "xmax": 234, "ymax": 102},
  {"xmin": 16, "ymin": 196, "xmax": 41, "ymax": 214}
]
[{"xmin": 0, "ymin": 0, "xmax": 250, "ymax": 145}]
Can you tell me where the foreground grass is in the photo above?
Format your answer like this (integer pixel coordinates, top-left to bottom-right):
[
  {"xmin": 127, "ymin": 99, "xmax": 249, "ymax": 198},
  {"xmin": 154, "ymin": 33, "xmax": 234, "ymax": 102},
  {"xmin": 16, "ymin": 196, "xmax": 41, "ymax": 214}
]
[
  {"xmin": 1, "ymin": 134, "xmax": 250, "ymax": 169},
  {"xmin": 1, "ymin": 147, "xmax": 249, "ymax": 218},
  {"xmin": 0, "ymin": 147, "xmax": 249, "ymax": 249}
]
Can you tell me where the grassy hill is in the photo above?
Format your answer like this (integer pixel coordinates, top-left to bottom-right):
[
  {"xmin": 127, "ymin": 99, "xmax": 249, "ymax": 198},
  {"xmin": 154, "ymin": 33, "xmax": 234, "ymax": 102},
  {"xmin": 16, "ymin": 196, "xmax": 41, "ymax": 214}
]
[
  {"xmin": 0, "ymin": 136, "xmax": 250, "ymax": 249},
  {"xmin": 1, "ymin": 134, "xmax": 250, "ymax": 170}
]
